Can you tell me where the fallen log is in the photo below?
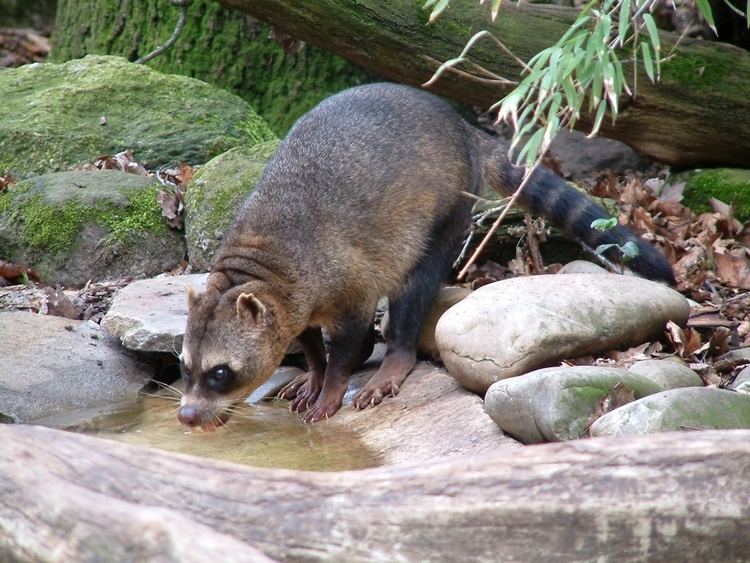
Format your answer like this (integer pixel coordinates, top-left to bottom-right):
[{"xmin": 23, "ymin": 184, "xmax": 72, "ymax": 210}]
[
  {"xmin": 214, "ymin": 0, "xmax": 750, "ymax": 167},
  {"xmin": 1, "ymin": 424, "xmax": 749, "ymax": 561}
]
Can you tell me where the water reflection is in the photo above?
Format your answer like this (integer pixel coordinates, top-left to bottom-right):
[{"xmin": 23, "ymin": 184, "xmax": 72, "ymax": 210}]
[{"xmin": 33, "ymin": 391, "xmax": 381, "ymax": 471}]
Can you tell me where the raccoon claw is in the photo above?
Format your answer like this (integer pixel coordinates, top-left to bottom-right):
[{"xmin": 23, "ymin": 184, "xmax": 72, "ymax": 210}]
[
  {"xmin": 290, "ymin": 385, "xmax": 320, "ymax": 412},
  {"xmin": 352, "ymin": 381, "xmax": 400, "ymax": 410},
  {"xmin": 300, "ymin": 399, "xmax": 341, "ymax": 423},
  {"xmin": 276, "ymin": 373, "xmax": 309, "ymax": 400}
]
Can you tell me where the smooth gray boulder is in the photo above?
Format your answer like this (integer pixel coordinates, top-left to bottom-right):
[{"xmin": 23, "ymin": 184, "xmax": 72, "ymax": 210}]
[
  {"xmin": 0, "ymin": 311, "xmax": 151, "ymax": 421},
  {"xmin": 185, "ymin": 142, "xmax": 280, "ymax": 272},
  {"xmin": 628, "ymin": 359, "xmax": 703, "ymax": 387},
  {"xmin": 590, "ymin": 387, "xmax": 750, "ymax": 436},
  {"xmin": 0, "ymin": 170, "xmax": 185, "ymax": 287},
  {"xmin": 484, "ymin": 365, "xmax": 698, "ymax": 444},
  {"xmin": 436, "ymin": 274, "xmax": 690, "ymax": 393},
  {"xmin": 556, "ymin": 260, "xmax": 608, "ymax": 275},
  {"xmin": 101, "ymin": 274, "xmax": 208, "ymax": 353},
  {"xmin": 730, "ymin": 366, "xmax": 750, "ymax": 394}
]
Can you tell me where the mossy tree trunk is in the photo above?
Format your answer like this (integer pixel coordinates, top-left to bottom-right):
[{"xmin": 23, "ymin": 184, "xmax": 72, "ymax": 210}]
[
  {"xmin": 50, "ymin": 0, "xmax": 374, "ymax": 134},
  {"xmin": 216, "ymin": 0, "xmax": 750, "ymax": 167}
]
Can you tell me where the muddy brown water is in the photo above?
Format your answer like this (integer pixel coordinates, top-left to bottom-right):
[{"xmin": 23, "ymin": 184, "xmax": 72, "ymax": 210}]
[{"xmin": 32, "ymin": 392, "xmax": 382, "ymax": 471}]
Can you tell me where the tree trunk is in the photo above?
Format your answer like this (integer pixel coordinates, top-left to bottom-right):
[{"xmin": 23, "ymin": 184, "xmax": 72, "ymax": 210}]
[
  {"xmin": 1, "ymin": 424, "xmax": 749, "ymax": 562},
  {"xmin": 50, "ymin": 0, "xmax": 373, "ymax": 134},
  {"xmin": 215, "ymin": 0, "xmax": 750, "ymax": 168}
]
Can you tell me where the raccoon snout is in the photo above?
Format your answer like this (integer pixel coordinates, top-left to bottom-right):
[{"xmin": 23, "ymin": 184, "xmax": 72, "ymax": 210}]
[{"xmin": 177, "ymin": 405, "xmax": 201, "ymax": 427}]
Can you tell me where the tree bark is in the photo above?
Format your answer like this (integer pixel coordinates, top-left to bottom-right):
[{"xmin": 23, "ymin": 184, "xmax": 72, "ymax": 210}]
[
  {"xmin": 214, "ymin": 0, "xmax": 750, "ymax": 168},
  {"xmin": 50, "ymin": 0, "xmax": 372, "ymax": 134},
  {"xmin": 1, "ymin": 424, "xmax": 749, "ymax": 562}
]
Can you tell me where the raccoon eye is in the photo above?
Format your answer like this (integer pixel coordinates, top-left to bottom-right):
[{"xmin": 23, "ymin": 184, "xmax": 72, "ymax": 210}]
[{"xmin": 206, "ymin": 365, "xmax": 235, "ymax": 391}]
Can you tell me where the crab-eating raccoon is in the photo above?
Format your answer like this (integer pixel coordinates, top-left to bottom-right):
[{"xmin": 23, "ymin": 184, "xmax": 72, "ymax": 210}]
[{"xmin": 178, "ymin": 83, "xmax": 674, "ymax": 429}]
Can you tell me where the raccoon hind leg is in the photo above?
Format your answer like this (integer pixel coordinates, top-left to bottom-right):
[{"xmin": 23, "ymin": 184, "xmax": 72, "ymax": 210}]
[{"xmin": 353, "ymin": 200, "xmax": 471, "ymax": 408}]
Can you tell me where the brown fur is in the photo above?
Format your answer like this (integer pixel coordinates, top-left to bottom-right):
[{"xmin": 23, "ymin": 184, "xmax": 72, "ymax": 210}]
[{"xmin": 178, "ymin": 83, "xmax": 674, "ymax": 429}]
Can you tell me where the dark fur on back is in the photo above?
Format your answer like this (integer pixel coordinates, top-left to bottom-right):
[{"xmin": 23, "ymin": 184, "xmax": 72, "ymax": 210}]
[{"xmin": 179, "ymin": 83, "xmax": 675, "ymax": 428}]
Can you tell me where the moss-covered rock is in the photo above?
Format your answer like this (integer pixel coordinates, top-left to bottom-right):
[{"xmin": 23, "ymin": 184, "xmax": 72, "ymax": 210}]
[
  {"xmin": 0, "ymin": 55, "xmax": 276, "ymax": 178},
  {"xmin": 50, "ymin": 0, "xmax": 375, "ymax": 135},
  {"xmin": 0, "ymin": 170, "xmax": 185, "ymax": 287},
  {"xmin": 185, "ymin": 141, "xmax": 280, "ymax": 271},
  {"xmin": 674, "ymin": 168, "xmax": 750, "ymax": 221}
]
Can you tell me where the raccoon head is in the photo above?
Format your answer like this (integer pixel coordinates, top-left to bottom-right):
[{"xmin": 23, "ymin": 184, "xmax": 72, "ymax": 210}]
[{"xmin": 178, "ymin": 285, "xmax": 287, "ymax": 431}]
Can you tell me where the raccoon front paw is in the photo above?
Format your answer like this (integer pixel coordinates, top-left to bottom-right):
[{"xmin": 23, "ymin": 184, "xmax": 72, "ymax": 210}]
[{"xmin": 276, "ymin": 372, "xmax": 309, "ymax": 400}]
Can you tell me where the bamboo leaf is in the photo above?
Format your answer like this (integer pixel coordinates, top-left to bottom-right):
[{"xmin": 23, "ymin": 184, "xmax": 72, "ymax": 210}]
[
  {"xmin": 422, "ymin": 56, "xmax": 466, "ymax": 87},
  {"xmin": 695, "ymin": 0, "xmax": 718, "ymax": 35},
  {"xmin": 428, "ymin": 0, "xmax": 450, "ymax": 23},
  {"xmin": 588, "ymin": 99, "xmax": 608, "ymax": 137},
  {"xmin": 643, "ymin": 13, "xmax": 660, "ymax": 54},
  {"xmin": 517, "ymin": 128, "xmax": 544, "ymax": 166},
  {"xmin": 618, "ymin": 0, "xmax": 632, "ymax": 45},
  {"xmin": 491, "ymin": 0, "xmax": 502, "ymax": 21},
  {"xmin": 641, "ymin": 42, "xmax": 654, "ymax": 82}
]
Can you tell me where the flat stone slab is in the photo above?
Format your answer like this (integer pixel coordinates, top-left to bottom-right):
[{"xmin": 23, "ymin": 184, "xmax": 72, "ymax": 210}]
[
  {"xmin": 436, "ymin": 274, "xmax": 690, "ymax": 393},
  {"xmin": 590, "ymin": 387, "xmax": 750, "ymax": 436},
  {"xmin": 0, "ymin": 311, "xmax": 151, "ymax": 421},
  {"xmin": 101, "ymin": 274, "xmax": 208, "ymax": 353},
  {"xmin": 330, "ymin": 354, "xmax": 520, "ymax": 464}
]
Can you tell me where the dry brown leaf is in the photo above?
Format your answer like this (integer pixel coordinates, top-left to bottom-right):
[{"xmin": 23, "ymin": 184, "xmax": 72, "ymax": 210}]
[
  {"xmin": 713, "ymin": 248, "xmax": 750, "ymax": 290},
  {"xmin": 0, "ymin": 259, "xmax": 39, "ymax": 282},
  {"xmin": 41, "ymin": 287, "xmax": 80, "ymax": 320}
]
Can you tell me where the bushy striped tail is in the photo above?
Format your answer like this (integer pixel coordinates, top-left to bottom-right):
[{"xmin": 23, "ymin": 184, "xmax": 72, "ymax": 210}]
[{"xmin": 490, "ymin": 156, "xmax": 675, "ymax": 285}]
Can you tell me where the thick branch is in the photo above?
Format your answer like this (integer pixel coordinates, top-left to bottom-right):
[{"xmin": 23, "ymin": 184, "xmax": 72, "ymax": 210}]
[
  {"xmin": 1, "ymin": 425, "xmax": 749, "ymax": 561},
  {"xmin": 215, "ymin": 0, "xmax": 750, "ymax": 167}
]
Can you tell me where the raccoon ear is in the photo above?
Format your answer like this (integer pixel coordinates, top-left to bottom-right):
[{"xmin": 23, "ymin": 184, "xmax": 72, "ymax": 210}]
[{"xmin": 236, "ymin": 292, "xmax": 267, "ymax": 326}]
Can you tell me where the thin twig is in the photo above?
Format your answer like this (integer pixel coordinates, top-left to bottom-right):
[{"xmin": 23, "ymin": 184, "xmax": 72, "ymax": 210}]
[
  {"xmin": 136, "ymin": 0, "xmax": 192, "ymax": 64},
  {"xmin": 524, "ymin": 214, "xmax": 545, "ymax": 274},
  {"xmin": 457, "ymin": 161, "xmax": 543, "ymax": 280}
]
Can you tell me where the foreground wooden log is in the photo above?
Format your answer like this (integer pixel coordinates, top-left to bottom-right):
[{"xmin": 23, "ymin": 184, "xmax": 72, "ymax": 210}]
[
  {"xmin": 1, "ymin": 425, "xmax": 749, "ymax": 562},
  {"xmin": 215, "ymin": 0, "xmax": 750, "ymax": 167}
]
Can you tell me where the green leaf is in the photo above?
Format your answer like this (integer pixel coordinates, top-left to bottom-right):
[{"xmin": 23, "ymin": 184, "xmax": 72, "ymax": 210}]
[
  {"xmin": 641, "ymin": 42, "xmax": 654, "ymax": 82},
  {"xmin": 562, "ymin": 76, "xmax": 578, "ymax": 107},
  {"xmin": 618, "ymin": 0, "xmax": 632, "ymax": 46},
  {"xmin": 591, "ymin": 217, "xmax": 618, "ymax": 231},
  {"xmin": 428, "ymin": 0, "xmax": 450, "ymax": 23},
  {"xmin": 620, "ymin": 241, "xmax": 640, "ymax": 260},
  {"xmin": 594, "ymin": 243, "xmax": 620, "ymax": 255},
  {"xmin": 695, "ymin": 0, "xmax": 718, "ymax": 34},
  {"xmin": 588, "ymin": 99, "xmax": 608, "ymax": 137},
  {"xmin": 642, "ymin": 13, "xmax": 660, "ymax": 54},
  {"xmin": 491, "ymin": 0, "xmax": 502, "ymax": 21},
  {"xmin": 422, "ymin": 56, "xmax": 466, "ymax": 87},
  {"xmin": 517, "ymin": 128, "xmax": 544, "ymax": 166}
]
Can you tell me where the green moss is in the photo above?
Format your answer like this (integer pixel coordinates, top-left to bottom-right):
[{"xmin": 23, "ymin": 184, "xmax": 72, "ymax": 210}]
[
  {"xmin": 678, "ymin": 169, "xmax": 750, "ymax": 220},
  {"xmin": 51, "ymin": 0, "xmax": 374, "ymax": 136},
  {"xmin": 662, "ymin": 53, "xmax": 733, "ymax": 88},
  {"xmin": 101, "ymin": 186, "xmax": 168, "ymax": 244},
  {"xmin": 5, "ymin": 177, "xmax": 167, "ymax": 255},
  {"xmin": 0, "ymin": 56, "xmax": 273, "ymax": 178},
  {"xmin": 19, "ymin": 194, "xmax": 90, "ymax": 253}
]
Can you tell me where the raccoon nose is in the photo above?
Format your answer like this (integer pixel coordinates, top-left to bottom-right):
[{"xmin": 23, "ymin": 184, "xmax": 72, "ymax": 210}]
[{"xmin": 177, "ymin": 405, "xmax": 200, "ymax": 427}]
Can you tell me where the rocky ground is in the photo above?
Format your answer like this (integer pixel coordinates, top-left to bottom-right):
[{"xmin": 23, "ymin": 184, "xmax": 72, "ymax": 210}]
[{"xmin": 0, "ymin": 54, "xmax": 749, "ymax": 458}]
